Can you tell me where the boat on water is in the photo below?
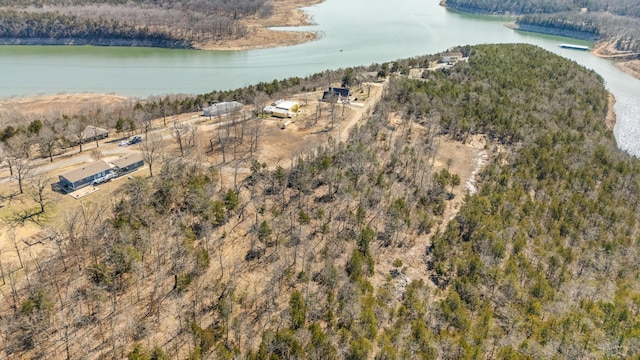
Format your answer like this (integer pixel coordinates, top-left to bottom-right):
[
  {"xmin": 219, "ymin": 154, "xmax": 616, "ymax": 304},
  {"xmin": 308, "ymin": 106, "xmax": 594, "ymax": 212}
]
[{"xmin": 559, "ymin": 44, "xmax": 590, "ymax": 51}]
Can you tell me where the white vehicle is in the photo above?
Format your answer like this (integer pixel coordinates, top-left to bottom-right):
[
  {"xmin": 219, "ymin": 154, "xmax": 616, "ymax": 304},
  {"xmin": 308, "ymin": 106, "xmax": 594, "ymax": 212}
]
[
  {"xmin": 119, "ymin": 140, "xmax": 129, "ymax": 146},
  {"xmin": 92, "ymin": 172, "xmax": 116, "ymax": 185}
]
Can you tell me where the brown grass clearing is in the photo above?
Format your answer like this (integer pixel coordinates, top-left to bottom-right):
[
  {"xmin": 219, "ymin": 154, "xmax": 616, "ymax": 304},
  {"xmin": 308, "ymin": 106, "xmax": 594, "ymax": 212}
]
[{"xmin": 0, "ymin": 93, "xmax": 130, "ymax": 122}]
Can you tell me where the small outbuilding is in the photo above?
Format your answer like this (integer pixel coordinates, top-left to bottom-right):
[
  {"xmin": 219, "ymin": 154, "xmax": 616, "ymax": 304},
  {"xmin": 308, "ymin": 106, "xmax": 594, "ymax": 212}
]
[
  {"xmin": 110, "ymin": 153, "xmax": 145, "ymax": 175},
  {"xmin": 58, "ymin": 160, "xmax": 113, "ymax": 191},
  {"xmin": 203, "ymin": 101, "xmax": 244, "ymax": 117},
  {"xmin": 322, "ymin": 87, "xmax": 351, "ymax": 102}
]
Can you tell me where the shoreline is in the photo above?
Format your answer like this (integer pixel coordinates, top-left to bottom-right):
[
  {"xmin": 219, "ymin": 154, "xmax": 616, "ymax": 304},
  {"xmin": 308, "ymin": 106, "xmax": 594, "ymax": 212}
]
[
  {"xmin": 194, "ymin": 0, "xmax": 324, "ymax": 51},
  {"xmin": 613, "ymin": 60, "xmax": 640, "ymax": 81},
  {"xmin": 446, "ymin": 1, "xmax": 640, "ymax": 82},
  {"xmin": 507, "ymin": 23, "xmax": 640, "ymax": 82},
  {"xmin": 592, "ymin": 41, "xmax": 640, "ymax": 81},
  {"xmin": 0, "ymin": 0, "xmax": 324, "ymax": 52}
]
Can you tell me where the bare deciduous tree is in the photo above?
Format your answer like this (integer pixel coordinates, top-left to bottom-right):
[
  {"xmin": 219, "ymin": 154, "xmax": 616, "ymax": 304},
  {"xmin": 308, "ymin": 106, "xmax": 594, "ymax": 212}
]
[
  {"xmin": 215, "ymin": 125, "xmax": 231, "ymax": 164},
  {"xmin": 12, "ymin": 154, "xmax": 33, "ymax": 194},
  {"xmin": 172, "ymin": 120, "xmax": 191, "ymax": 157},
  {"xmin": 29, "ymin": 171, "xmax": 52, "ymax": 213},
  {"xmin": 253, "ymin": 92, "xmax": 269, "ymax": 117},
  {"xmin": 37, "ymin": 125, "xmax": 59, "ymax": 162},
  {"xmin": 139, "ymin": 133, "xmax": 163, "ymax": 177},
  {"xmin": 247, "ymin": 118, "xmax": 264, "ymax": 158},
  {"xmin": 71, "ymin": 116, "xmax": 89, "ymax": 153}
]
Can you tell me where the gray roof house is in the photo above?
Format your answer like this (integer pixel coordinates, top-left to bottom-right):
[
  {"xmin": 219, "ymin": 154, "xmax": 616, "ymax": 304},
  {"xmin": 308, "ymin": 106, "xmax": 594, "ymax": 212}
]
[
  {"xmin": 58, "ymin": 160, "xmax": 113, "ymax": 191},
  {"xmin": 109, "ymin": 153, "xmax": 144, "ymax": 175},
  {"xmin": 68, "ymin": 125, "xmax": 109, "ymax": 145}
]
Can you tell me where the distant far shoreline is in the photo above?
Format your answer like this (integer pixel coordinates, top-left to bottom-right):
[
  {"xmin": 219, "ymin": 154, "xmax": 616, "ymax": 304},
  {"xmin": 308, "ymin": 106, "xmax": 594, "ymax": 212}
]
[
  {"xmin": 441, "ymin": 1, "xmax": 640, "ymax": 82},
  {"xmin": 0, "ymin": 37, "xmax": 193, "ymax": 48},
  {"xmin": 0, "ymin": 0, "xmax": 324, "ymax": 52}
]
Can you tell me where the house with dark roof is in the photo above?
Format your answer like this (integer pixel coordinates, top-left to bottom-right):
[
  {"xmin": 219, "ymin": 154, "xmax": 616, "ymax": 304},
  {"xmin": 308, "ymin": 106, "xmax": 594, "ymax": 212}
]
[
  {"xmin": 58, "ymin": 160, "xmax": 113, "ymax": 191},
  {"xmin": 322, "ymin": 87, "xmax": 351, "ymax": 102},
  {"xmin": 109, "ymin": 153, "xmax": 144, "ymax": 175}
]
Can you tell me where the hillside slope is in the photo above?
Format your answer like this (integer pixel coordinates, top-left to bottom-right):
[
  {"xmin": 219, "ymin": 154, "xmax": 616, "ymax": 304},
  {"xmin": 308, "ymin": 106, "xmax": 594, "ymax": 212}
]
[{"xmin": 2, "ymin": 44, "xmax": 640, "ymax": 359}]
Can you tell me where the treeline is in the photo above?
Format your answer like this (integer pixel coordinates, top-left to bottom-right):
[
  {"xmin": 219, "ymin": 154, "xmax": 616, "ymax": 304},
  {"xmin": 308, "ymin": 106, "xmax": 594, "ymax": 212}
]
[
  {"xmin": 572, "ymin": 0, "xmax": 640, "ymax": 17},
  {"xmin": 0, "ymin": 0, "xmax": 272, "ymax": 17},
  {"xmin": 444, "ymin": 0, "xmax": 640, "ymax": 52},
  {"xmin": 0, "ymin": 9, "xmax": 191, "ymax": 48},
  {"xmin": 0, "ymin": 0, "xmax": 272, "ymax": 47},
  {"xmin": 519, "ymin": 11, "xmax": 640, "ymax": 51},
  {"xmin": 4, "ymin": 43, "xmax": 640, "ymax": 359},
  {"xmin": 445, "ymin": 0, "xmax": 640, "ymax": 17},
  {"xmin": 444, "ymin": 0, "xmax": 575, "ymax": 14}
]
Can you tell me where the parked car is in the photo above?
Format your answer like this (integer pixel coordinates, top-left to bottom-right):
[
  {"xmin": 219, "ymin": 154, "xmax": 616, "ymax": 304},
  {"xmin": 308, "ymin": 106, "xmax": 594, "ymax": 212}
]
[
  {"xmin": 119, "ymin": 140, "xmax": 129, "ymax": 146},
  {"xmin": 129, "ymin": 135, "xmax": 142, "ymax": 145},
  {"xmin": 92, "ymin": 172, "xmax": 116, "ymax": 185}
]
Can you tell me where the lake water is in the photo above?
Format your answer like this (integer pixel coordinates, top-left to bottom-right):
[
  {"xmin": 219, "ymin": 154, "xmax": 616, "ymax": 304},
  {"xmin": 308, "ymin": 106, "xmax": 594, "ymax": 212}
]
[{"xmin": 0, "ymin": 0, "xmax": 638, "ymax": 155}]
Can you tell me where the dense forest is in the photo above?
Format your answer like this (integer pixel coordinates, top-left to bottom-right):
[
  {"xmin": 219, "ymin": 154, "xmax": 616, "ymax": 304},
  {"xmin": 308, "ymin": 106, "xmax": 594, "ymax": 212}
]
[
  {"xmin": 0, "ymin": 0, "xmax": 273, "ymax": 48},
  {"xmin": 444, "ymin": 0, "xmax": 640, "ymax": 52},
  {"xmin": 2, "ymin": 43, "xmax": 640, "ymax": 359}
]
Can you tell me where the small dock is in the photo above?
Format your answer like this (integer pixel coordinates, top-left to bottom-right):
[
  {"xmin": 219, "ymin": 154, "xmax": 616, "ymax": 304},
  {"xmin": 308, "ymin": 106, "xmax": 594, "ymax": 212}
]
[{"xmin": 559, "ymin": 44, "xmax": 590, "ymax": 51}]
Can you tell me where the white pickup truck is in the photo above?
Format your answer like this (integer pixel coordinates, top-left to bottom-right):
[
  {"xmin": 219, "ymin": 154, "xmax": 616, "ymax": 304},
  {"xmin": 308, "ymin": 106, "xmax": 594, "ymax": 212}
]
[{"xmin": 92, "ymin": 172, "xmax": 117, "ymax": 185}]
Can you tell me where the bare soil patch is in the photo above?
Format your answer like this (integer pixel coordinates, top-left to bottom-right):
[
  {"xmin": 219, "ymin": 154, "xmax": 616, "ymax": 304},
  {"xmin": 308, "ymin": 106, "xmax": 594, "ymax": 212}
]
[{"xmin": 372, "ymin": 133, "xmax": 491, "ymax": 289}]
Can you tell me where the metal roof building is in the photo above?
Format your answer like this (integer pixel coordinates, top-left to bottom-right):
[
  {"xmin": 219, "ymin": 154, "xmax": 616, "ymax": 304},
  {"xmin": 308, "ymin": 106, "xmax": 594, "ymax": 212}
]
[
  {"xmin": 110, "ymin": 153, "xmax": 144, "ymax": 175},
  {"xmin": 203, "ymin": 101, "xmax": 244, "ymax": 117},
  {"xmin": 58, "ymin": 160, "xmax": 113, "ymax": 191},
  {"xmin": 263, "ymin": 100, "xmax": 300, "ymax": 118}
]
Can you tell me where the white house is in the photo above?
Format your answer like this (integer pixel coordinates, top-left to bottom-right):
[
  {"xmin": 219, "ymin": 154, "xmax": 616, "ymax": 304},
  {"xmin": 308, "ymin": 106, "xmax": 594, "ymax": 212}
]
[
  {"xmin": 440, "ymin": 52, "xmax": 464, "ymax": 64},
  {"xmin": 263, "ymin": 100, "xmax": 299, "ymax": 118}
]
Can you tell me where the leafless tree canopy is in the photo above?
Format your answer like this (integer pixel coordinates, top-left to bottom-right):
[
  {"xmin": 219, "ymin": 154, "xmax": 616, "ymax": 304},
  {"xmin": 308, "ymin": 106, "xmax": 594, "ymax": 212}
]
[
  {"xmin": 0, "ymin": 0, "xmax": 274, "ymax": 47},
  {"xmin": 4, "ymin": 44, "xmax": 640, "ymax": 359},
  {"xmin": 446, "ymin": 0, "xmax": 640, "ymax": 51}
]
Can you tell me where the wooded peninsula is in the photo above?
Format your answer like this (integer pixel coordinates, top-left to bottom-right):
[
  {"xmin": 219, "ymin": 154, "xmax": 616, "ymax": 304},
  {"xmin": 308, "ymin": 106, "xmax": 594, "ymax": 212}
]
[
  {"xmin": 443, "ymin": 0, "xmax": 640, "ymax": 54},
  {"xmin": 0, "ymin": 0, "xmax": 321, "ymax": 50},
  {"xmin": 1, "ymin": 43, "xmax": 639, "ymax": 359}
]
